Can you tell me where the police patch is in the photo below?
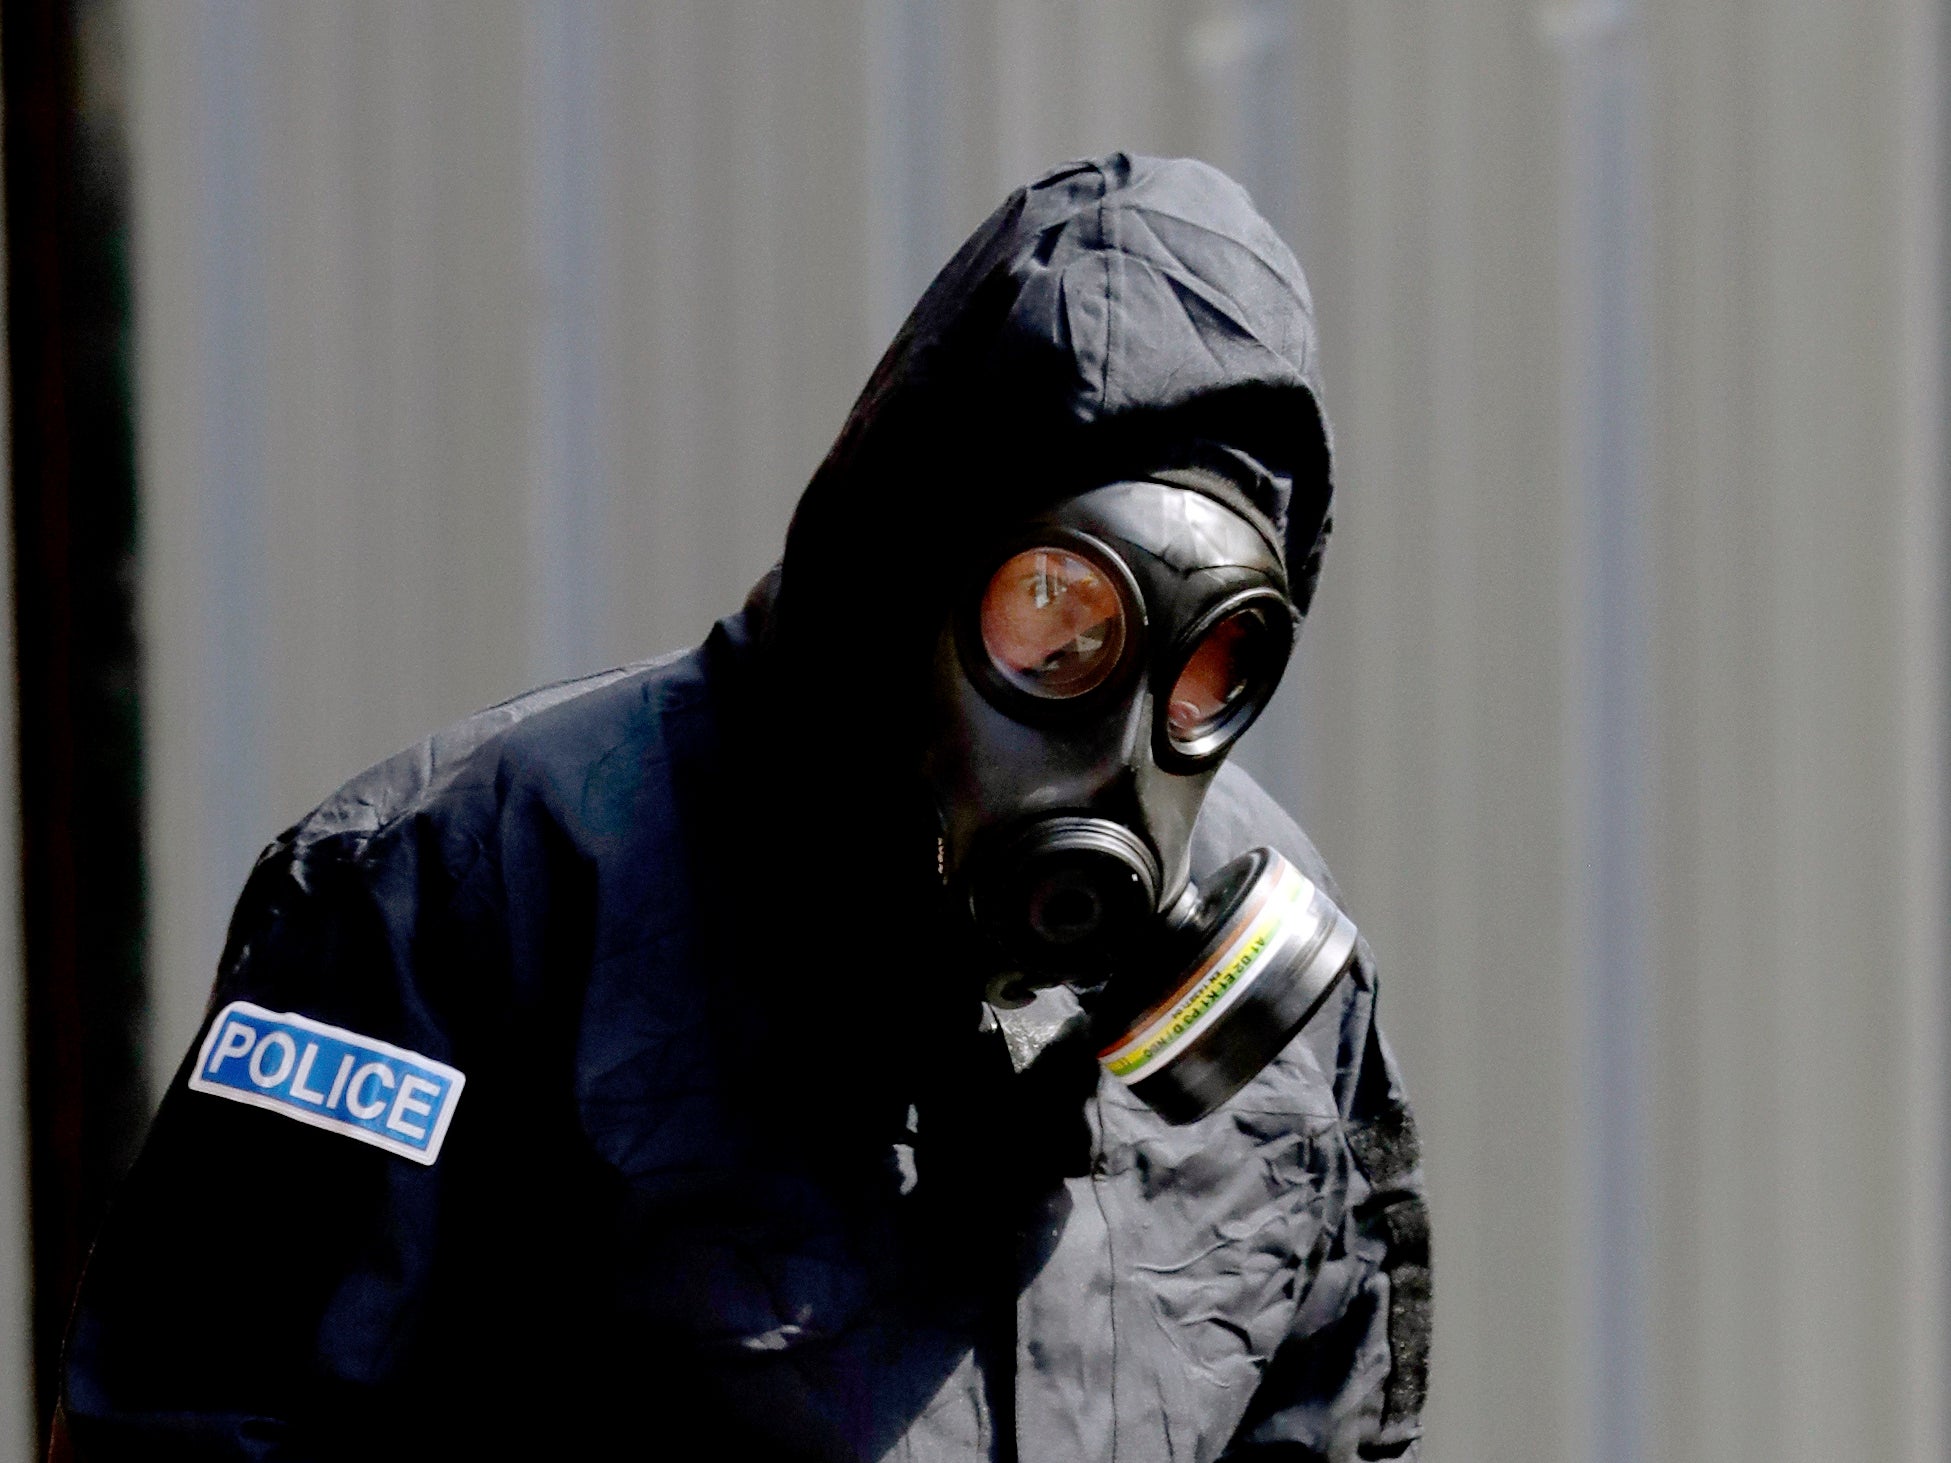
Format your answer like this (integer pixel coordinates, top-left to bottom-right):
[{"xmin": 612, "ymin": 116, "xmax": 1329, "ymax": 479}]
[{"xmin": 188, "ymin": 1001, "xmax": 465, "ymax": 1165}]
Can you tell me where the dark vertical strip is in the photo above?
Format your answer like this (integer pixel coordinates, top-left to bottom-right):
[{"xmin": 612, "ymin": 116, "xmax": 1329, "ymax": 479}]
[{"xmin": 2, "ymin": 0, "xmax": 148, "ymax": 1437}]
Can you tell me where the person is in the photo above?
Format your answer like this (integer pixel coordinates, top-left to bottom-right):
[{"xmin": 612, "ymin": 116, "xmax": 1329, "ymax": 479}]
[{"xmin": 58, "ymin": 154, "xmax": 1429, "ymax": 1461}]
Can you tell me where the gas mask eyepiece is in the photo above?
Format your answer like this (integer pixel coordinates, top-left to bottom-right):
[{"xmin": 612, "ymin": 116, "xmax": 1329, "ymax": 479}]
[{"xmin": 977, "ymin": 546, "xmax": 1129, "ymax": 699}]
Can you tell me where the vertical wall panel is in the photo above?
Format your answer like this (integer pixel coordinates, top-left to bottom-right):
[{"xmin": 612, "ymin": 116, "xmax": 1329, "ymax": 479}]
[
  {"xmin": 1643, "ymin": 7, "xmax": 1763, "ymax": 1456},
  {"xmin": 1554, "ymin": 8, "xmax": 1653, "ymax": 1460},
  {"xmin": 1279, "ymin": 8, "xmax": 1592, "ymax": 1458},
  {"xmin": 1892, "ymin": 2, "xmax": 1948, "ymax": 1450},
  {"xmin": 1638, "ymin": 1, "xmax": 1946, "ymax": 1458}
]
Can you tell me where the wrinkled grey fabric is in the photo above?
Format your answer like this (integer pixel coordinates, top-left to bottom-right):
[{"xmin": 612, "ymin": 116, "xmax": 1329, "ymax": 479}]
[{"xmin": 61, "ymin": 154, "xmax": 1428, "ymax": 1462}]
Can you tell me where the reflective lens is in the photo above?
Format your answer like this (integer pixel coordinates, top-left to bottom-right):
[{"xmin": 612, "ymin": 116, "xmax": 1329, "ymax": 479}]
[
  {"xmin": 979, "ymin": 547, "xmax": 1127, "ymax": 697},
  {"xmin": 1167, "ymin": 609, "xmax": 1271, "ymax": 743}
]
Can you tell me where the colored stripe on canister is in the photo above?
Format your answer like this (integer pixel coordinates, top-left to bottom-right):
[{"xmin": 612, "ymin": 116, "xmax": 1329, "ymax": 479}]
[{"xmin": 1098, "ymin": 860, "xmax": 1315, "ymax": 1083}]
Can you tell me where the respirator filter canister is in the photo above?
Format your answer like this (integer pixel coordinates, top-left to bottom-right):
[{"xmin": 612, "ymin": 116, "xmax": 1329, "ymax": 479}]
[{"xmin": 1096, "ymin": 847, "xmax": 1358, "ymax": 1124}]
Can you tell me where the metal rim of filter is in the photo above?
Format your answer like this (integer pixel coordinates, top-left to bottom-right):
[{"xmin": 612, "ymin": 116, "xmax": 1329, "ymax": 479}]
[{"xmin": 1098, "ymin": 847, "xmax": 1359, "ymax": 1124}]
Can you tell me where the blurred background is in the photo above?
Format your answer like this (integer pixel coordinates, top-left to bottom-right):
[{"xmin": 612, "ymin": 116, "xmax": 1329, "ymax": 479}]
[{"xmin": 0, "ymin": 1, "xmax": 1945, "ymax": 1459}]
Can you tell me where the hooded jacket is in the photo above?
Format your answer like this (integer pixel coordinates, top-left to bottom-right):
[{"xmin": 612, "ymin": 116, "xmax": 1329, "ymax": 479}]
[{"xmin": 61, "ymin": 155, "xmax": 1429, "ymax": 1463}]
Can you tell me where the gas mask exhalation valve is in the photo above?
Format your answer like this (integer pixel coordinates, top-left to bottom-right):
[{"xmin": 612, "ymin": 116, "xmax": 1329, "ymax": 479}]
[
  {"xmin": 1092, "ymin": 846, "xmax": 1356, "ymax": 1123},
  {"xmin": 970, "ymin": 816, "xmax": 1160, "ymax": 975}
]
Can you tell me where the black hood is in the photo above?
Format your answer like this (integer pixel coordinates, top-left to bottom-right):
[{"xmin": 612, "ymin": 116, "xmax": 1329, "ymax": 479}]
[{"xmin": 773, "ymin": 153, "xmax": 1335, "ymax": 683}]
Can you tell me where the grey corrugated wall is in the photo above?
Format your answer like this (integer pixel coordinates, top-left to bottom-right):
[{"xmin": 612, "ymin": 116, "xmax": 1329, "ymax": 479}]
[{"xmin": 123, "ymin": 3, "xmax": 1946, "ymax": 1460}]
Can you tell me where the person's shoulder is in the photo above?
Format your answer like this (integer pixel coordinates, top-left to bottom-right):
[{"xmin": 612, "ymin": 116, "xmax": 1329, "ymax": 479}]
[
  {"xmin": 276, "ymin": 644, "xmax": 717, "ymax": 877},
  {"xmin": 1191, "ymin": 760, "xmax": 1345, "ymax": 906},
  {"xmin": 208, "ymin": 639, "xmax": 733, "ymax": 1010}
]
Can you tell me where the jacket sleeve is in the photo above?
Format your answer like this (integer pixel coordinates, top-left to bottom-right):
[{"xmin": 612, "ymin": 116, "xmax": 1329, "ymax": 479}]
[
  {"xmin": 1222, "ymin": 971, "xmax": 1432, "ymax": 1462},
  {"xmin": 57, "ymin": 826, "xmax": 566, "ymax": 1462}
]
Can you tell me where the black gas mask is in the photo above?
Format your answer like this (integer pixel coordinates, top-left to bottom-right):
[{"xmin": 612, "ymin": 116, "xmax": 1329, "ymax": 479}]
[{"xmin": 922, "ymin": 475, "xmax": 1360, "ymax": 1123}]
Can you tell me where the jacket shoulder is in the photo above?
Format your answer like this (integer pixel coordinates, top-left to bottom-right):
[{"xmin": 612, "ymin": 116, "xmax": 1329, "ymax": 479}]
[
  {"xmin": 273, "ymin": 648, "xmax": 711, "ymax": 869},
  {"xmin": 1193, "ymin": 760, "xmax": 1347, "ymax": 908}
]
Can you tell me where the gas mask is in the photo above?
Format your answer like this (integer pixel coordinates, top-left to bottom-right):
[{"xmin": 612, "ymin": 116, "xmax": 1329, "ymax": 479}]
[{"xmin": 922, "ymin": 475, "xmax": 1361, "ymax": 1123}]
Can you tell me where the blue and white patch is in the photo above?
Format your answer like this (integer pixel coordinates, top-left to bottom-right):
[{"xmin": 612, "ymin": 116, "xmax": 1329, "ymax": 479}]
[{"xmin": 188, "ymin": 1001, "xmax": 465, "ymax": 1165}]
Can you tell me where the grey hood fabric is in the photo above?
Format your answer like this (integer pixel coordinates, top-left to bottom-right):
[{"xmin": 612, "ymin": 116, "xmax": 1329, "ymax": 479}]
[{"xmin": 60, "ymin": 154, "xmax": 1428, "ymax": 1462}]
